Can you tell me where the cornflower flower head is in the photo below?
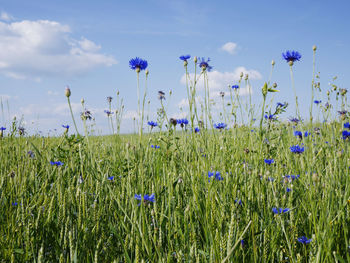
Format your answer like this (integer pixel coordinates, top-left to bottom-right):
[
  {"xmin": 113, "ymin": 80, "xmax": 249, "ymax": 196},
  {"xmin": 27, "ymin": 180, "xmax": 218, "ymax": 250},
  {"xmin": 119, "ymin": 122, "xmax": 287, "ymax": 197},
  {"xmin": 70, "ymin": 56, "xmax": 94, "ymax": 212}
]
[
  {"xmin": 177, "ymin": 118, "xmax": 189, "ymax": 128},
  {"xmin": 283, "ymin": 174, "xmax": 300, "ymax": 183},
  {"xmin": 27, "ymin": 151, "xmax": 35, "ymax": 158},
  {"xmin": 214, "ymin": 122, "xmax": 227, "ymax": 130},
  {"xmin": 147, "ymin": 121, "xmax": 158, "ymax": 128},
  {"xmin": 62, "ymin": 124, "xmax": 69, "ymax": 129},
  {"xmin": 12, "ymin": 202, "xmax": 18, "ymax": 206},
  {"xmin": 232, "ymin": 85, "xmax": 239, "ymax": 90},
  {"xmin": 264, "ymin": 114, "xmax": 276, "ymax": 121},
  {"xmin": 344, "ymin": 122, "xmax": 350, "ymax": 129},
  {"xmin": 264, "ymin": 159, "xmax": 274, "ymax": 165},
  {"xmin": 107, "ymin": 96, "xmax": 113, "ymax": 103},
  {"xmin": 195, "ymin": 127, "xmax": 200, "ymax": 133},
  {"xmin": 342, "ymin": 130, "xmax": 350, "ymax": 140},
  {"xmin": 277, "ymin": 102, "xmax": 285, "ymax": 107},
  {"xmin": 81, "ymin": 110, "xmax": 92, "ymax": 120},
  {"xmin": 50, "ymin": 161, "xmax": 64, "ymax": 167},
  {"xmin": 151, "ymin": 145, "xmax": 160, "ymax": 149},
  {"xmin": 314, "ymin": 100, "xmax": 322, "ymax": 105},
  {"xmin": 297, "ymin": 236, "xmax": 312, "ymax": 244},
  {"xmin": 0, "ymin": 127, "xmax": 5, "ymax": 131},
  {"xmin": 198, "ymin": 57, "xmax": 213, "ymax": 72},
  {"xmin": 289, "ymin": 117, "xmax": 301, "ymax": 124},
  {"xmin": 107, "ymin": 176, "xmax": 114, "ymax": 181},
  {"xmin": 286, "ymin": 188, "xmax": 292, "ymax": 192},
  {"xmin": 272, "ymin": 207, "xmax": 290, "ymax": 214},
  {"xmin": 104, "ymin": 110, "xmax": 113, "ymax": 116},
  {"xmin": 290, "ymin": 144, "xmax": 305, "ymax": 154},
  {"xmin": 282, "ymin": 50, "xmax": 301, "ymax": 63},
  {"xmin": 129, "ymin": 57, "xmax": 148, "ymax": 72},
  {"xmin": 179, "ymin": 55, "xmax": 191, "ymax": 61},
  {"xmin": 158, "ymin": 90, "xmax": 166, "ymax": 100},
  {"xmin": 208, "ymin": 171, "xmax": 223, "ymax": 182},
  {"xmin": 134, "ymin": 193, "xmax": 155, "ymax": 205},
  {"xmin": 235, "ymin": 199, "xmax": 242, "ymax": 205},
  {"xmin": 18, "ymin": 126, "xmax": 25, "ymax": 136}
]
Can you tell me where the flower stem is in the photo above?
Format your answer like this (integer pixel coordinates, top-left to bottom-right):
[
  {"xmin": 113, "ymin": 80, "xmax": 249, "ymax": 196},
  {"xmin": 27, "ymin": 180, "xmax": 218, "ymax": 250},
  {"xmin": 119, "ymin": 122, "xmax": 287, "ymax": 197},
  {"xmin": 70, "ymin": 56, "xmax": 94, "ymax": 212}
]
[{"xmin": 67, "ymin": 97, "xmax": 79, "ymax": 135}]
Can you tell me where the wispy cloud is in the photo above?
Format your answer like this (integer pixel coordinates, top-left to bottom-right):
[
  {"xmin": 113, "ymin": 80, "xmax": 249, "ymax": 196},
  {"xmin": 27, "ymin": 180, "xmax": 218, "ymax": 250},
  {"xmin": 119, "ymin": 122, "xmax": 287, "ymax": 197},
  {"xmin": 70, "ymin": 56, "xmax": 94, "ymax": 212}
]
[
  {"xmin": 220, "ymin": 42, "xmax": 238, "ymax": 55},
  {"xmin": 0, "ymin": 11, "xmax": 14, "ymax": 21},
  {"xmin": 0, "ymin": 19, "xmax": 117, "ymax": 79}
]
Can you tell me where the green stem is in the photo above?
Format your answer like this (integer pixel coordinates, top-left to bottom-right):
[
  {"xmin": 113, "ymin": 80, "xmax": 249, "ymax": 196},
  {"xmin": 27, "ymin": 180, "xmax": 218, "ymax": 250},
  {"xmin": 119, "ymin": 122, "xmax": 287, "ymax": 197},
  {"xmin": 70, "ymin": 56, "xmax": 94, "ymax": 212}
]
[{"xmin": 67, "ymin": 97, "xmax": 79, "ymax": 135}]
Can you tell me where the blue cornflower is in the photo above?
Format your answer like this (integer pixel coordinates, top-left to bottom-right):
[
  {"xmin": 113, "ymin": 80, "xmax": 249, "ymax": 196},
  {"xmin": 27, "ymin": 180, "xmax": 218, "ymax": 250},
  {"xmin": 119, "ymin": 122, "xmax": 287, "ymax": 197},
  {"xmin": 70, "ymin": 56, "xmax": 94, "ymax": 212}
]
[
  {"xmin": 264, "ymin": 114, "xmax": 276, "ymax": 120},
  {"xmin": 289, "ymin": 117, "xmax": 301, "ymax": 124},
  {"xmin": 290, "ymin": 145, "xmax": 304, "ymax": 154},
  {"xmin": 179, "ymin": 55, "xmax": 191, "ymax": 61},
  {"xmin": 27, "ymin": 151, "xmax": 35, "ymax": 158},
  {"xmin": 283, "ymin": 175, "xmax": 300, "ymax": 182},
  {"xmin": 297, "ymin": 236, "xmax": 312, "ymax": 244},
  {"xmin": 50, "ymin": 161, "xmax": 64, "ymax": 167},
  {"xmin": 214, "ymin": 123, "xmax": 227, "ymax": 130},
  {"xmin": 208, "ymin": 171, "xmax": 223, "ymax": 181},
  {"xmin": 134, "ymin": 194, "xmax": 155, "ymax": 205},
  {"xmin": 147, "ymin": 121, "xmax": 158, "ymax": 128},
  {"xmin": 129, "ymin": 57, "xmax": 148, "ymax": 71},
  {"xmin": 272, "ymin": 207, "xmax": 290, "ymax": 214},
  {"xmin": 314, "ymin": 100, "xmax": 322, "ymax": 104},
  {"xmin": 0, "ymin": 127, "xmax": 6, "ymax": 131},
  {"xmin": 294, "ymin": 131, "xmax": 309, "ymax": 139},
  {"xmin": 277, "ymin": 102, "xmax": 285, "ymax": 107},
  {"xmin": 104, "ymin": 110, "xmax": 113, "ymax": 116},
  {"xmin": 195, "ymin": 127, "xmax": 200, "ymax": 133},
  {"xmin": 264, "ymin": 159, "xmax": 274, "ymax": 165},
  {"xmin": 62, "ymin": 124, "xmax": 69, "ymax": 129},
  {"xmin": 198, "ymin": 57, "xmax": 213, "ymax": 71},
  {"xmin": 342, "ymin": 130, "xmax": 350, "ymax": 140},
  {"xmin": 12, "ymin": 202, "xmax": 18, "ymax": 206},
  {"xmin": 107, "ymin": 176, "xmax": 114, "ymax": 181},
  {"xmin": 344, "ymin": 122, "xmax": 350, "ymax": 129},
  {"xmin": 240, "ymin": 239, "xmax": 245, "ymax": 248},
  {"xmin": 232, "ymin": 85, "xmax": 239, "ymax": 89},
  {"xmin": 177, "ymin": 118, "xmax": 189, "ymax": 128},
  {"xmin": 286, "ymin": 188, "xmax": 292, "ymax": 192},
  {"xmin": 235, "ymin": 199, "xmax": 242, "ymax": 205},
  {"xmin": 151, "ymin": 145, "xmax": 160, "ymax": 149},
  {"xmin": 134, "ymin": 194, "xmax": 142, "ymax": 201},
  {"xmin": 282, "ymin": 50, "xmax": 301, "ymax": 63}
]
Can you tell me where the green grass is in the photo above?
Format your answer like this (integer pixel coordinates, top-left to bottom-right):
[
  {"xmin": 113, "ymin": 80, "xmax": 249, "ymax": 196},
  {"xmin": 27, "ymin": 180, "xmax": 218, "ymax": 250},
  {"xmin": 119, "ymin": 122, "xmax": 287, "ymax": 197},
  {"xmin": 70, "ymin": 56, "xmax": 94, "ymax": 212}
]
[{"xmin": 1, "ymin": 121, "xmax": 350, "ymax": 262}]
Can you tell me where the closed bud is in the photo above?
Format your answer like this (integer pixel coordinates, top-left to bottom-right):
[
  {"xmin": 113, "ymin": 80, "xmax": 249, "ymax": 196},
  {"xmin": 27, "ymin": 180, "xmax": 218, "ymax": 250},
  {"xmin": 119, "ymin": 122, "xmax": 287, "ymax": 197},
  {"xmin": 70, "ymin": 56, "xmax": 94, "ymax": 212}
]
[
  {"xmin": 240, "ymin": 72, "xmax": 244, "ymax": 78},
  {"xmin": 65, "ymin": 86, "xmax": 71, "ymax": 98},
  {"xmin": 136, "ymin": 67, "xmax": 141, "ymax": 73},
  {"xmin": 184, "ymin": 60, "xmax": 188, "ymax": 67},
  {"xmin": 194, "ymin": 56, "xmax": 197, "ymax": 63},
  {"xmin": 312, "ymin": 45, "xmax": 317, "ymax": 51},
  {"xmin": 271, "ymin": 60, "xmax": 275, "ymax": 66},
  {"xmin": 273, "ymin": 83, "xmax": 277, "ymax": 88},
  {"xmin": 81, "ymin": 98, "xmax": 85, "ymax": 104},
  {"xmin": 145, "ymin": 69, "xmax": 149, "ymax": 76},
  {"xmin": 245, "ymin": 74, "xmax": 249, "ymax": 80},
  {"xmin": 262, "ymin": 82, "xmax": 268, "ymax": 96}
]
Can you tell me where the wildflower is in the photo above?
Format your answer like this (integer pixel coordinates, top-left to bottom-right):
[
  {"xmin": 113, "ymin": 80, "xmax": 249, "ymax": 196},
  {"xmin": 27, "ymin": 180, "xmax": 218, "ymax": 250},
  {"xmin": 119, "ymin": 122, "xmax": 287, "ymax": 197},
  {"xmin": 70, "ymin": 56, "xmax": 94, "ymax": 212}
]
[
  {"xmin": 267, "ymin": 177, "xmax": 275, "ymax": 182},
  {"xmin": 50, "ymin": 161, "xmax": 64, "ymax": 167},
  {"xmin": 104, "ymin": 110, "xmax": 113, "ymax": 116},
  {"xmin": 134, "ymin": 194, "xmax": 155, "ymax": 205},
  {"xmin": 232, "ymin": 85, "xmax": 239, "ymax": 89},
  {"xmin": 277, "ymin": 102, "xmax": 285, "ymax": 107},
  {"xmin": 195, "ymin": 127, "xmax": 200, "ymax": 133},
  {"xmin": 107, "ymin": 96, "xmax": 113, "ymax": 103},
  {"xmin": 314, "ymin": 100, "xmax": 322, "ymax": 104},
  {"xmin": 282, "ymin": 50, "xmax": 302, "ymax": 63},
  {"xmin": 340, "ymin": 88, "xmax": 348, "ymax": 96},
  {"xmin": 62, "ymin": 124, "xmax": 69, "ymax": 129},
  {"xmin": 342, "ymin": 130, "xmax": 350, "ymax": 140},
  {"xmin": 151, "ymin": 145, "xmax": 160, "ymax": 149},
  {"xmin": 177, "ymin": 118, "xmax": 189, "ymax": 128},
  {"xmin": 264, "ymin": 159, "xmax": 274, "ymax": 165},
  {"xmin": 12, "ymin": 202, "xmax": 18, "ymax": 206},
  {"xmin": 0, "ymin": 127, "xmax": 6, "ymax": 131},
  {"xmin": 107, "ymin": 176, "xmax": 114, "ymax": 181},
  {"xmin": 290, "ymin": 145, "xmax": 304, "ymax": 154},
  {"xmin": 208, "ymin": 171, "xmax": 223, "ymax": 181},
  {"xmin": 129, "ymin": 57, "xmax": 148, "ymax": 72},
  {"xmin": 18, "ymin": 127, "xmax": 25, "ymax": 136},
  {"xmin": 344, "ymin": 122, "xmax": 350, "ymax": 129},
  {"xmin": 286, "ymin": 188, "xmax": 292, "ymax": 192},
  {"xmin": 294, "ymin": 131, "xmax": 310, "ymax": 139},
  {"xmin": 198, "ymin": 57, "xmax": 213, "ymax": 71},
  {"xmin": 235, "ymin": 199, "xmax": 242, "ymax": 205},
  {"xmin": 264, "ymin": 114, "xmax": 276, "ymax": 120},
  {"xmin": 147, "ymin": 121, "xmax": 158, "ymax": 128},
  {"xmin": 65, "ymin": 86, "xmax": 71, "ymax": 97},
  {"xmin": 297, "ymin": 236, "xmax": 312, "ymax": 244},
  {"xmin": 289, "ymin": 117, "xmax": 301, "ymax": 124},
  {"xmin": 158, "ymin": 90, "xmax": 166, "ymax": 100},
  {"xmin": 272, "ymin": 207, "xmax": 290, "ymax": 214},
  {"xmin": 27, "ymin": 151, "xmax": 35, "ymax": 158},
  {"xmin": 240, "ymin": 239, "xmax": 245, "ymax": 248},
  {"xmin": 81, "ymin": 110, "xmax": 92, "ymax": 121},
  {"xmin": 214, "ymin": 123, "xmax": 227, "ymax": 130},
  {"xmin": 0, "ymin": 127, "xmax": 5, "ymax": 137},
  {"xmin": 170, "ymin": 118, "xmax": 177, "ymax": 126},
  {"xmin": 220, "ymin": 91, "xmax": 225, "ymax": 98},
  {"xmin": 179, "ymin": 55, "xmax": 191, "ymax": 61}
]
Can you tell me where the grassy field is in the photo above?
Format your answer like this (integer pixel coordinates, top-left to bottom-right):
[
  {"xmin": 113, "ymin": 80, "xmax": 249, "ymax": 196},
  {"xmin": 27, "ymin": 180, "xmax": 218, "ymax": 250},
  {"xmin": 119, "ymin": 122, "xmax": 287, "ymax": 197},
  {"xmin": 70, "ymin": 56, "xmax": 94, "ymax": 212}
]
[{"xmin": 1, "ymin": 120, "xmax": 350, "ymax": 262}]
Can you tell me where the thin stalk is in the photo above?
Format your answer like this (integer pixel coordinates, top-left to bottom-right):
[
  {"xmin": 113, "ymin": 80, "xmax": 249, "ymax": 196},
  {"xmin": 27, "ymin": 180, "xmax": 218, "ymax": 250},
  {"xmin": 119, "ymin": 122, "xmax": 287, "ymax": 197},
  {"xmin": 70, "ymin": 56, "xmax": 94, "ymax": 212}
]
[
  {"xmin": 67, "ymin": 97, "xmax": 79, "ymax": 135},
  {"xmin": 290, "ymin": 65, "xmax": 301, "ymax": 120}
]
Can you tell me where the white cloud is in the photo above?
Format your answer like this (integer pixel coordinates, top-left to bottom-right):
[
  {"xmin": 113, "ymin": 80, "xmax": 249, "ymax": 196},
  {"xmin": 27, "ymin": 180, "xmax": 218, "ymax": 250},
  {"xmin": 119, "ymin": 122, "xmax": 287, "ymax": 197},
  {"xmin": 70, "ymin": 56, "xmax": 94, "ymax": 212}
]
[
  {"xmin": 220, "ymin": 42, "xmax": 238, "ymax": 55},
  {"xmin": 0, "ymin": 12, "xmax": 14, "ymax": 21},
  {"xmin": 180, "ymin": 67, "xmax": 262, "ymax": 95},
  {"xmin": 0, "ymin": 94, "xmax": 11, "ymax": 100},
  {"xmin": 123, "ymin": 110, "xmax": 139, "ymax": 120},
  {"xmin": 0, "ymin": 19, "xmax": 117, "ymax": 79}
]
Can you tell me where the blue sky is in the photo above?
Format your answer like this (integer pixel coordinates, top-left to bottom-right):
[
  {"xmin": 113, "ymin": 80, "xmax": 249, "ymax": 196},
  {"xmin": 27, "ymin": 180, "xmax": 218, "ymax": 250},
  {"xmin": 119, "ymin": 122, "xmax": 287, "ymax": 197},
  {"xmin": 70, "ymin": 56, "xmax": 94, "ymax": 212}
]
[{"xmin": 0, "ymin": 0, "xmax": 349, "ymax": 134}]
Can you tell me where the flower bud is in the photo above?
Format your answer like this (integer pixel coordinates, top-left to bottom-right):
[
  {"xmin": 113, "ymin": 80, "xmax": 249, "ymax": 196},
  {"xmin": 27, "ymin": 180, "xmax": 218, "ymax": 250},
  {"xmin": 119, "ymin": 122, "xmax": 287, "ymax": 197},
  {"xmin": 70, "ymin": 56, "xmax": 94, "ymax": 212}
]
[
  {"xmin": 65, "ymin": 86, "xmax": 71, "ymax": 98},
  {"xmin": 312, "ymin": 45, "xmax": 317, "ymax": 51},
  {"xmin": 273, "ymin": 83, "xmax": 277, "ymax": 88},
  {"xmin": 240, "ymin": 72, "xmax": 244, "ymax": 78},
  {"xmin": 262, "ymin": 82, "xmax": 268, "ymax": 96},
  {"xmin": 81, "ymin": 98, "xmax": 85, "ymax": 104},
  {"xmin": 340, "ymin": 88, "xmax": 348, "ymax": 96},
  {"xmin": 245, "ymin": 74, "xmax": 249, "ymax": 80},
  {"xmin": 136, "ymin": 67, "xmax": 141, "ymax": 73},
  {"xmin": 194, "ymin": 56, "xmax": 197, "ymax": 63},
  {"xmin": 271, "ymin": 60, "xmax": 275, "ymax": 66},
  {"xmin": 288, "ymin": 61, "xmax": 294, "ymax": 67},
  {"xmin": 117, "ymin": 90, "xmax": 120, "ymax": 96},
  {"xmin": 145, "ymin": 69, "xmax": 149, "ymax": 76},
  {"xmin": 184, "ymin": 60, "xmax": 188, "ymax": 67}
]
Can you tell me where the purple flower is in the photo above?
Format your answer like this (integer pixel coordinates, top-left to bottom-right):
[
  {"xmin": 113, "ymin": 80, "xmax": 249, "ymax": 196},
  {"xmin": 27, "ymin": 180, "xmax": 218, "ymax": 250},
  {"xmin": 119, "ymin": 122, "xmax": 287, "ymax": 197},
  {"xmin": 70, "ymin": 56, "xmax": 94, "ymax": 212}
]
[
  {"xmin": 282, "ymin": 50, "xmax": 301, "ymax": 63},
  {"xmin": 198, "ymin": 57, "xmax": 213, "ymax": 71},
  {"xmin": 147, "ymin": 121, "xmax": 158, "ymax": 128},
  {"xmin": 290, "ymin": 145, "xmax": 304, "ymax": 154},
  {"xmin": 179, "ymin": 55, "xmax": 191, "ymax": 61},
  {"xmin": 107, "ymin": 176, "xmax": 114, "ymax": 181},
  {"xmin": 297, "ymin": 236, "xmax": 312, "ymax": 244},
  {"xmin": 272, "ymin": 207, "xmax": 290, "ymax": 214},
  {"xmin": 214, "ymin": 123, "xmax": 227, "ymax": 130},
  {"xmin": 50, "ymin": 161, "xmax": 64, "ymax": 167},
  {"xmin": 129, "ymin": 57, "xmax": 148, "ymax": 71},
  {"xmin": 344, "ymin": 122, "xmax": 350, "ymax": 129},
  {"xmin": 264, "ymin": 159, "xmax": 274, "ymax": 165}
]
